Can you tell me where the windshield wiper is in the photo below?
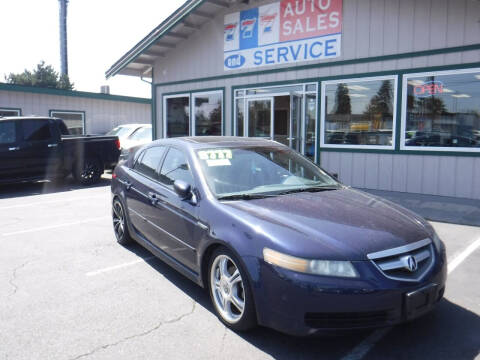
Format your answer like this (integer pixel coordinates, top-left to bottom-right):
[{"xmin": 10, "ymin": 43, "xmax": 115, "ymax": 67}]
[
  {"xmin": 217, "ymin": 193, "xmax": 276, "ymax": 201},
  {"xmin": 276, "ymin": 185, "xmax": 341, "ymax": 195}
]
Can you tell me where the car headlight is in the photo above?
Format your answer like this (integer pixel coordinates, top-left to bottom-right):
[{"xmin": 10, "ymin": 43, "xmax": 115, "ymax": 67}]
[{"xmin": 263, "ymin": 248, "xmax": 358, "ymax": 278}]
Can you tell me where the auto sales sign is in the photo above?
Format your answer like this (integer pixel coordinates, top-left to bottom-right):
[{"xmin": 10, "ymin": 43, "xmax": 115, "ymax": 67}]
[{"xmin": 224, "ymin": 0, "xmax": 342, "ymax": 71}]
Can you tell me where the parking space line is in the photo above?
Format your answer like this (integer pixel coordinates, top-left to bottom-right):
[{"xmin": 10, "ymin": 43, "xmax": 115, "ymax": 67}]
[
  {"xmin": 340, "ymin": 236, "xmax": 480, "ymax": 360},
  {"xmin": 0, "ymin": 195, "xmax": 107, "ymax": 211},
  {"xmin": 447, "ymin": 237, "xmax": 480, "ymax": 274},
  {"xmin": 86, "ymin": 256, "xmax": 156, "ymax": 277},
  {"xmin": 1, "ymin": 217, "xmax": 110, "ymax": 236}
]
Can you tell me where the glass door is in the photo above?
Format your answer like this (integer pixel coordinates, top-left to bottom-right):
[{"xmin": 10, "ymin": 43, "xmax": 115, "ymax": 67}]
[
  {"xmin": 247, "ymin": 98, "xmax": 273, "ymax": 138},
  {"xmin": 290, "ymin": 93, "xmax": 303, "ymax": 152}
]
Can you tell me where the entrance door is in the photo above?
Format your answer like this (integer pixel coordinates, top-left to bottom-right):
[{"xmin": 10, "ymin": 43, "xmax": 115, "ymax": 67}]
[{"xmin": 247, "ymin": 98, "xmax": 273, "ymax": 138}]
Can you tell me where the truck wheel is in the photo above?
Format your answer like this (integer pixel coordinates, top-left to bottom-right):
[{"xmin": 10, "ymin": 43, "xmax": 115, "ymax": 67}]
[{"xmin": 74, "ymin": 158, "xmax": 102, "ymax": 185}]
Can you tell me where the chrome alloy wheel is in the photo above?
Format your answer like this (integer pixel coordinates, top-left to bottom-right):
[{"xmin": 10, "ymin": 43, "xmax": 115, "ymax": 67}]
[
  {"xmin": 112, "ymin": 200, "xmax": 125, "ymax": 240},
  {"xmin": 210, "ymin": 254, "xmax": 246, "ymax": 324}
]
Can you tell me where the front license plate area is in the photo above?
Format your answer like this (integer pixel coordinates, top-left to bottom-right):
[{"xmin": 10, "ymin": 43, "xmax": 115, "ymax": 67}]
[{"xmin": 404, "ymin": 283, "xmax": 438, "ymax": 319}]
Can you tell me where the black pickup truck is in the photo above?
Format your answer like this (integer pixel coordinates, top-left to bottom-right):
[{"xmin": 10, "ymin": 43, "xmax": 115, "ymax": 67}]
[{"xmin": 0, "ymin": 116, "xmax": 120, "ymax": 185}]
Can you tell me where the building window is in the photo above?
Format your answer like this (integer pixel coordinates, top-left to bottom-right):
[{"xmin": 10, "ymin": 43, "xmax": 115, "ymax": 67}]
[
  {"xmin": 164, "ymin": 95, "xmax": 190, "ymax": 138},
  {"xmin": 193, "ymin": 91, "xmax": 223, "ymax": 136},
  {"xmin": 321, "ymin": 76, "xmax": 397, "ymax": 149},
  {"xmin": 401, "ymin": 68, "xmax": 480, "ymax": 151},
  {"xmin": 0, "ymin": 108, "xmax": 21, "ymax": 117},
  {"xmin": 234, "ymin": 83, "xmax": 318, "ymax": 162},
  {"xmin": 163, "ymin": 90, "xmax": 224, "ymax": 138},
  {"xmin": 50, "ymin": 110, "xmax": 85, "ymax": 135}
]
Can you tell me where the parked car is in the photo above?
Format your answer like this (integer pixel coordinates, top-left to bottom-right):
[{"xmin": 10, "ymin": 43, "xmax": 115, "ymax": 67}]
[
  {"xmin": 107, "ymin": 123, "xmax": 150, "ymax": 145},
  {"xmin": 0, "ymin": 116, "xmax": 120, "ymax": 185},
  {"xmin": 111, "ymin": 137, "xmax": 447, "ymax": 336},
  {"xmin": 118, "ymin": 124, "xmax": 152, "ymax": 160}
]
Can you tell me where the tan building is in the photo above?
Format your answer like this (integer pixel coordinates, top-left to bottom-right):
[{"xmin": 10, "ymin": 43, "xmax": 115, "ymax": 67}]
[
  {"xmin": 106, "ymin": 0, "xmax": 480, "ymax": 199},
  {"xmin": 0, "ymin": 83, "xmax": 151, "ymax": 134}
]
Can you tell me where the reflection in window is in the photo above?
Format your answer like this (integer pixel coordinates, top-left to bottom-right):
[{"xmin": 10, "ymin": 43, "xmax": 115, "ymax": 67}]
[
  {"xmin": 248, "ymin": 99, "xmax": 271, "ymax": 138},
  {"xmin": 324, "ymin": 78, "xmax": 395, "ymax": 147},
  {"xmin": 50, "ymin": 111, "xmax": 84, "ymax": 135},
  {"xmin": 404, "ymin": 70, "xmax": 480, "ymax": 149},
  {"xmin": 304, "ymin": 94, "xmax": 316, "ymax": 160},
  {"xmin": 166, "ymin": 96, "xmax": 190, "ymax": 137},
  {"xmin": 236, "ymin": 99, "xmax": 244, "ymax": 136},
  {"xmin": 159, "ymin": 148, "xmax": 194, "ymax": 187},
  {"xmin": 134, "ymin": 146, "xmax": 166, "ymax": 179},
  {"xmin": 194, "ymin": 93, "xmax": 222, "ymax": 136},
  {"xmin": 0, "ymin": 108, "xmax": 20, "ymax": 117}
]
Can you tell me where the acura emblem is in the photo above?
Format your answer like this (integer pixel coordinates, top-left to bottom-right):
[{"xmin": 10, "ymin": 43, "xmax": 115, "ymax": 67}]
[{"xmin": 406, "ymin": 256, "xmax": 418, "ymax": 272}]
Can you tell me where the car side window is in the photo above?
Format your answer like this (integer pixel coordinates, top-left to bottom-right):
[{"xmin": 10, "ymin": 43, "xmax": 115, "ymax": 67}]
[
  {"xmin": 133, "ymin": 146, "xmax": 166, "ymax": 179},
  {"xmin": 22, "ymin": 119, "xmax": 53, "ymax": 141},
  {"xmin": 0, "ymin": 121, "xmax": 17, "ymax": 145},
  {"xmin": 159, "ymin": 148, "xmax": 194, "ymax": 188}
]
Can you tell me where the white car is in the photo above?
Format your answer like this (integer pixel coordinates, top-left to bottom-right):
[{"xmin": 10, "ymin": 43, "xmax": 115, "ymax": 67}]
[{"xmin": 107, "ymin": 124, "xmax": 152, "ymax": 159}]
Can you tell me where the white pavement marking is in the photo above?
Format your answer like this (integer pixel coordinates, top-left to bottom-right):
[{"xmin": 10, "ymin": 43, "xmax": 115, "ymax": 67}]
[
  {"xmin": 447, "ymin": 237, "xmax": 480, "ymax": 275},
  {"xmin": 1, "ymin": 217, "xmax": 110, "ymax": 237},
  {"xmin": 86, "ymin": 256, "xmax": 157, "ymax": 277},
  {"xmin": 0, "ymin": 195, "xmax": 106, "ymax": 211},
  {"xmin": 341, "ymin": 236, "xmax": 480, "ymax": 360}
]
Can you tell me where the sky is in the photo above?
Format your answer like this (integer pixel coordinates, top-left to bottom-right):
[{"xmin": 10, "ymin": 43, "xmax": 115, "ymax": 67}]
[{"xmin": 0, "ymin": 0, "xmax": 186, "ymax": 98}]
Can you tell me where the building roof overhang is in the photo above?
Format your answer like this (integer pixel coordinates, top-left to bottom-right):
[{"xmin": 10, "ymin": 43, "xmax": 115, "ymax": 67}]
[{"xmin": 105, "ymin": 0, "xmax": 238, "ymax": 79}]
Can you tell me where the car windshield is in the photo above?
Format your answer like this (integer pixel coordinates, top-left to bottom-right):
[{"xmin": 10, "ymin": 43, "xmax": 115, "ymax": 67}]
[
  {"xmin": 128, "ymin": 127, "xmax": 152, "ymax": 141},
  {"xmin": 196, "ymin": 146, "xmax": 339, "ymax": 199},
  {"xmin": 107, "ymin": 126, "xmax": 135, "ymax": 138}
]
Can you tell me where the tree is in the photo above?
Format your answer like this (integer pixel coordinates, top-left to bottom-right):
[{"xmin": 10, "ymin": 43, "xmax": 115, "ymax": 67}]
[
  {"xmin": 333, "ymin": 83, "xmax": 351, "ymax": 114},
  {"xmin": 5, "ymin": 61, "xmax": 74, "ymax": 90},
  {"xmin": 364, "ymin": 80, "xmax": 393, "ymax": 117}
]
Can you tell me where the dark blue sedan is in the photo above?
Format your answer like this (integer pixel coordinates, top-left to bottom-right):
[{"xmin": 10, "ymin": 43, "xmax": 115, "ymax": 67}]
[{"xmin": 111, "ymin": 137, "xmax": 447, "ymax": 336}]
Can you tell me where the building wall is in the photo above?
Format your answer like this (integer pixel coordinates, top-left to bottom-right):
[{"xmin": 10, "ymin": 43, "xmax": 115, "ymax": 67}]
[
  {"xmin": 0, "ymin": 88, "xmax": 151, "ymax": 134},
  {"xmin": 152, "ymin": 0, "xmax": 480, "ymax": 199}
]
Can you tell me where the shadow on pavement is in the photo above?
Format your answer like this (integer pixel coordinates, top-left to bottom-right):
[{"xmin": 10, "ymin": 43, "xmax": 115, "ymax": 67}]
[
  {"xmin": 125, "ymin": 242, "xmax": 480, "ymax": 360},
  {"xmin": 367, "ymin": 299, "xmax": 480, "ymax": 360},
  {"xmin": 125, "ymin": 242, "xmax": 372, "ymax": 359},
  {"xmin": 0, "ymin": 175, "xmax": 111, "ymax": 200}
]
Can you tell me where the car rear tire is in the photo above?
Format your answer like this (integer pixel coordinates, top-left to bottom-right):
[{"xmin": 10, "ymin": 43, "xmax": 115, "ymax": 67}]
[
  {"xmin": 74, "ymin": 158, "xmax": 103, "ymax": 185},
  {"xmin": 208, "ymin": 247, "xmax": 257, "ymax": 331},
  {"xmin": 112, "ymin": 198, "xmax": 132, "ymax": 245}
]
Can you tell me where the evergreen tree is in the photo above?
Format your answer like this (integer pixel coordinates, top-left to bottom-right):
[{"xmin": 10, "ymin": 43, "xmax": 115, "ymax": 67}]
[
  {"xmin": 5, "ymin": 61, "xmax": 74, "ymax": 90},
  {"xmin": 333, "ymin": 83, "xmax": 351, "ymax": 114}
]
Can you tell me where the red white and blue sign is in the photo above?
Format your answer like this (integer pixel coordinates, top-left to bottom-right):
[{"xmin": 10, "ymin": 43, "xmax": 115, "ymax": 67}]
[{"xmin": 224, "ymin": 0, "xmax": 342, "ymax": 71}]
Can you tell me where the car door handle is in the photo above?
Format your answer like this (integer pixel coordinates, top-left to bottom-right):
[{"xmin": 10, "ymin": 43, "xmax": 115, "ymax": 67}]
[
  {"xmin": 8, "ymin": 146, "xmax": 20, "ymax": 151},
  {"xmin": 48, "ymin": 143, "xmax": 58, "ymax": 148},
  {"xmin": 125, "ymin": 181, "xmax": 132, "ymax": 190},
  {"xmin": 148, "ymin": 192, "xmax": 160, "ymax": 205}
]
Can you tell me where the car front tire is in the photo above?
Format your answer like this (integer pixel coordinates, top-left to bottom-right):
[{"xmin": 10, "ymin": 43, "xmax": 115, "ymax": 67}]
[{"xmin": 208, "ymin": 247, "xmax": 257, "ymax": 331}]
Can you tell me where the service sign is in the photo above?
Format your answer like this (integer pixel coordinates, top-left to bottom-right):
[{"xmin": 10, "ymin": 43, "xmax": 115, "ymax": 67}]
[{"xmin": 224, "ymin": 0, "xmax": 342, "ymax": 71}]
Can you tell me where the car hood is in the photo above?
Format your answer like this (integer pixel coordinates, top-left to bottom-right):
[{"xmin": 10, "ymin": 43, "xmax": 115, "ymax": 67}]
[{"xmin": 221, "ymin": 188, "xmax": 432, "ymax": 261}]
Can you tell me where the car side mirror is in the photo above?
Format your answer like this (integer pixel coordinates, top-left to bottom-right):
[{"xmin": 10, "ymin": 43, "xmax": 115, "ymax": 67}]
[{"xmin": 173, "ymin": 180, "xmax": 192, "ymax": 200}]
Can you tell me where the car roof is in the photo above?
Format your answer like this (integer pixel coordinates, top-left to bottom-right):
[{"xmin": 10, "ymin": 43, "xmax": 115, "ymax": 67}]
[
  {"xmin": 115, "ymin": 123, "xmax": 150, "ymax": 128},
  {"xmin": 149, "ymin": 136, "xmax": 283, "ymax": 150},
  {"xmin": 0, "ymin": 116, "xmax": 55, "ymax": 121}
]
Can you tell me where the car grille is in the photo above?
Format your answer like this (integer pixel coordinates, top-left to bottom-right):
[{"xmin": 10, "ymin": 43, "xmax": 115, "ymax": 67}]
[
  {"xmin": 305, "ymin": 309, "xmax": 398, "ymax": 329},
  {"xmin": 367, "ymin": 238, "xmax": 435, "ymax": 282}
]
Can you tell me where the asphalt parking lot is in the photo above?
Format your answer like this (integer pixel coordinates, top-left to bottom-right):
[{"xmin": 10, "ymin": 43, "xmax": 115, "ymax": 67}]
[{"xmin": 1, "ymin": 179, "xmax": 479, "ymax": 360}]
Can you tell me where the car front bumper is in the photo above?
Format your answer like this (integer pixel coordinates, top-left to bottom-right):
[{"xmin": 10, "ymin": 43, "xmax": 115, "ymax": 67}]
[{"xmin": 249, "ymin": 249, "xmax": 447, "ymax": 336}]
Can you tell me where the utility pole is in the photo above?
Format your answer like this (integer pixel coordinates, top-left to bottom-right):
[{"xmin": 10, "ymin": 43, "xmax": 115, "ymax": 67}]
[{"xmin": 59, "ymin": 0, "xmax": 69, "ymax": 75}]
